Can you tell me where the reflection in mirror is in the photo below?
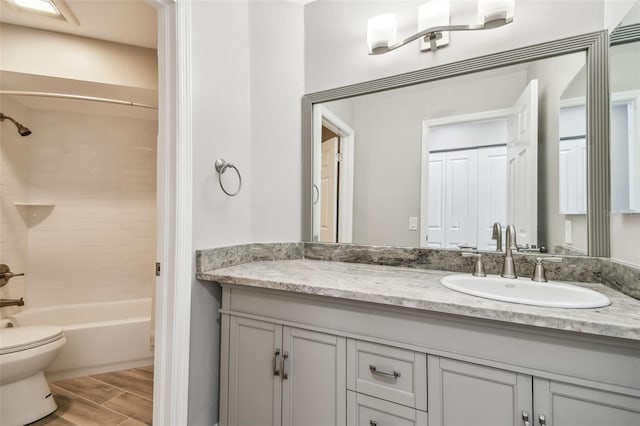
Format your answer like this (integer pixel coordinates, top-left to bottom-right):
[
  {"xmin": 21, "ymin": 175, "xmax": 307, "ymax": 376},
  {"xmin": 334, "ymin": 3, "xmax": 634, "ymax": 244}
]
[
  {"xmin": 610, "ymin": 21, "xmax": 640, "ymax": 267},
  {"xmin": 558, "ymin": 64, "xmax": 588, "ymax": 255},
  {"xmin": 312, "ymin": 52, "xmax": 588, "ymax": 255}
]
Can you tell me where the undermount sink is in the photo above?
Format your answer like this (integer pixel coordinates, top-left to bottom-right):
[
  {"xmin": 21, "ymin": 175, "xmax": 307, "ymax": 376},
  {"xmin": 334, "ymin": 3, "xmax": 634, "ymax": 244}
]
[{"xmin": 440, "ymin": 274, "xmax": 611, "ymax": 308}]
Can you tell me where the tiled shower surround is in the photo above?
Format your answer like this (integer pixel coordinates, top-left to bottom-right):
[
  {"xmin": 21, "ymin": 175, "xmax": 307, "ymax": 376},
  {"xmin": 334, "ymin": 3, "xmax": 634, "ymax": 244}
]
[
  {"xmin": 196, "ymin": 242, "xmax": 640, "ymax": 300},
  {"xmin": 0, "ymin": 103, "xmax": 157, "ymax": 307}
]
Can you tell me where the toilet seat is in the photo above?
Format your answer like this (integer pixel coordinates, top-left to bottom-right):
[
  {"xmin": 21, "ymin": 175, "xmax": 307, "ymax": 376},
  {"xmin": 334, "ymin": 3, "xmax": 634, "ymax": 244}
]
[{"xmin": 0, "ymin": 326, "xmax": 64, "ymax": 355}]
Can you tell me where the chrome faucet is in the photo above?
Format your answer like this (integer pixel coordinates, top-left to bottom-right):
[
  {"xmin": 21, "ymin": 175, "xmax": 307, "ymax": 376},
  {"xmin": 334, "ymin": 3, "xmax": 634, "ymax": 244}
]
[
  {"xmin": 501, "ymin": 224, "xmax": 518, "ymax": 278},
  {"xmin": 492, "ymin": 222, "xmax": 503, "ymax": 252},
  {"xmin": 0, "ymin": 297, "xmax": 24, "ymax": 308}
]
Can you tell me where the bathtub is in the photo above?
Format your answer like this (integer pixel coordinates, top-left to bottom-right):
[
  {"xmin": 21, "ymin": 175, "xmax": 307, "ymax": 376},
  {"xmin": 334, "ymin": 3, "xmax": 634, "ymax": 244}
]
[{"xmin": 9, "ymin": 298, "xmax": 154, "ymax": 380}]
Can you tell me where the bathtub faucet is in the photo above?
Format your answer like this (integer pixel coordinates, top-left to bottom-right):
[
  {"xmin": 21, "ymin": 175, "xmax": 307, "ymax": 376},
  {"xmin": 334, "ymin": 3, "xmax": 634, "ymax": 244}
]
[{"xmin": 0, "ymin": 298, "xmax": 24, "ymax": 308}]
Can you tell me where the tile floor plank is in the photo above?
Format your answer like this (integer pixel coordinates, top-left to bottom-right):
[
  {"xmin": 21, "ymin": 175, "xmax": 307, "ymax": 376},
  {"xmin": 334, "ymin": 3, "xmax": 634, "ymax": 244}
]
[
  {"xmin": 49, "ymin": 384, "xmax": 127, "ymax": 426},
  {"xmin": 137, "ymin": 365, "xmax": 154, "ymax": 374},
  {"xmin": 52, "ymin": 376, "xmax": 124, "ymax": 404},
  {"xmin": 132, "ymin": 367, "xmax": 154, "ymax": 381},
  {"xmin": 118, "ymin": 418, "xmax": 149, "ymax": 426},
  {"xmin": 29, "ymin": 412, "xmax": 78, "ymax": 426},
  {"xmin": 104, "ymin": 393, "xmax": 153, "ymax": 425},
  {"xmin": 91, "ymin": 370, "xmax": 153, "ymax": 401}
]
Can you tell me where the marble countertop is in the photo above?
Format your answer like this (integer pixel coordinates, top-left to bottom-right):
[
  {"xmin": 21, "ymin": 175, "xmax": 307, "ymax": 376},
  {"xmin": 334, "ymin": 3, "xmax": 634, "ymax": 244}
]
[{"xmin": 197, "ymin": 259, "xmax": 640, "ymax": 341}]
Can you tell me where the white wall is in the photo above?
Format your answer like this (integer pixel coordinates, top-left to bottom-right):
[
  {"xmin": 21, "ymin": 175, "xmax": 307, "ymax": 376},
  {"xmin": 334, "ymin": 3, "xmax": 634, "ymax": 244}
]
[
  {"xmin": 0, "ymin": 23, "xmax": 157, "ymax": 91},
  {"xmin": 0, "ymin": 96, "xmax": 30, "ymax": 316},
  {"xmin": 188, "ymin": 1, "xmax": 304, "ymax": 424},
  {"xmin": 250, "ymin": 1, "xmax": 305, "ymax": 243},
  {"xmin": 304, "ymin": 0, "xmax": 604, "ymax": 93}
]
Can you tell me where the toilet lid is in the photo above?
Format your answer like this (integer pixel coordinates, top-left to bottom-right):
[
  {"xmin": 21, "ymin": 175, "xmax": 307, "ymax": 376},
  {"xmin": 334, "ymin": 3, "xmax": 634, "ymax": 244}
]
[{"xmin": 0, "ymin": 326, "xmax": 64, "ymax": 355}]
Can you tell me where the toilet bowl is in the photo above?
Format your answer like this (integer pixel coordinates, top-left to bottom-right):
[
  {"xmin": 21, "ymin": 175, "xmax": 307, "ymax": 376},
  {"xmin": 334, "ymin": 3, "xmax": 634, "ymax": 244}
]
[{"xmin": 0, "ymin": 326, "xmax": 66, "ymax": 426}]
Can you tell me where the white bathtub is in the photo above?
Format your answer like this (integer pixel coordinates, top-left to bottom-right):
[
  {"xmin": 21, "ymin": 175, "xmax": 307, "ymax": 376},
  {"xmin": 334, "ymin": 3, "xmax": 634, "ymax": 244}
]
[{"xmin": 9, "ymin": 298, "xmax": 154, "ymax": 380}]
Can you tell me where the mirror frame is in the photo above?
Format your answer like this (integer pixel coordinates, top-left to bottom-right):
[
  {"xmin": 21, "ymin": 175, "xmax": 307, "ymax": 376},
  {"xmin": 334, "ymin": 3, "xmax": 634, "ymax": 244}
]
[
  {"xmin": 302, "ymin": 30, "xmax": 610, "ymax": 257},
  {"xmin": 610, "ymin": 22, "xmax": 640, "ymax": 46}
]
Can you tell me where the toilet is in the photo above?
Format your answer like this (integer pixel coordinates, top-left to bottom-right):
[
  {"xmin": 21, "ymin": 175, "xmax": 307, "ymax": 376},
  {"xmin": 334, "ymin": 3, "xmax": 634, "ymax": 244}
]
[{"xmin": 0, "ymin": 326, "xmax": 66, "ymax": 426}]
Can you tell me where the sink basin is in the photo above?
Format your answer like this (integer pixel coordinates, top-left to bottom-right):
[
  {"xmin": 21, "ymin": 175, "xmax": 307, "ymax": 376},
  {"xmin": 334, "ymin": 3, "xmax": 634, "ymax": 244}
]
[{"xmin": 440, "ymin": 274, "xmax": 611, "ymax": 308}]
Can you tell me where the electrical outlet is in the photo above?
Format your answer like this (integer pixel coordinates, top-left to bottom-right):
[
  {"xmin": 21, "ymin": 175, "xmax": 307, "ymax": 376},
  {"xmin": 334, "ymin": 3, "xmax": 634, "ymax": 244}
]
[{"xmin": 409, "ymin": 217, "xmax": 418, "ymax": 230}]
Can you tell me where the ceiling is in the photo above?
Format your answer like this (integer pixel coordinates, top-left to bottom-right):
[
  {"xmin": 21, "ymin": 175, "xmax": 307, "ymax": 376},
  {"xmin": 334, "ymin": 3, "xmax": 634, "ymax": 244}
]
[{"xmin": 0, "ymin": 0, "xmax": 157, "ymax": 49}]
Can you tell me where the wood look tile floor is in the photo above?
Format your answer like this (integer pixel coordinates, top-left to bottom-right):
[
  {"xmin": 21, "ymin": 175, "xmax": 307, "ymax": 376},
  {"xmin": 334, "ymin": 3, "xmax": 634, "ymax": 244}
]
[{"xmin": 31, "ymin": 366, "xmax": 154, "ymax": 426}]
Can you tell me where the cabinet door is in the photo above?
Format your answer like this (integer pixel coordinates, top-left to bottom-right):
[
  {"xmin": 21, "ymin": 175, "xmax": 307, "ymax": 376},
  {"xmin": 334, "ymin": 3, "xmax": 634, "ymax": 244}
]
[
  {"xmin": 533, "ymin": 378, "xmax": 640, "ymax": 426},
  {"xmin": 428, "ymin": 356, "xmax": 532, "ymax": 426},
  {"xmin": 282, "ymin": 327, "xmax": 346, "ymax": 426},
  {"xmin": 228, "ymin": 317, "xmax": 282, "ymax": 426}
]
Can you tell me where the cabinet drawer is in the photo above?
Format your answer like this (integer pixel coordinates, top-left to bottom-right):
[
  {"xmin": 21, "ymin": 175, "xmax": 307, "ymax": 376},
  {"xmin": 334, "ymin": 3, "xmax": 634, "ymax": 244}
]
[
  {"xmin": 347, "ymin": 391, "xmax": 427, "ymax": 426},
  {"xmin": 347, "ymin": 339, "xmax": 427, "ymax": 410}
]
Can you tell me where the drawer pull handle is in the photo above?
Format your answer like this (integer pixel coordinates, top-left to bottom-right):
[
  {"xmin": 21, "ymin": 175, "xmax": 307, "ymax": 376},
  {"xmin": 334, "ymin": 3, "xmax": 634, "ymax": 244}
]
[
  {"xmin": 369, "ymin": 365, "xmax": 401, "ymax": 379},
  {"xmin": 369, "ymin": 421, "xmax": 377, "ymax": 426},
  {"xmin": 282, "ymin": 351, "xmax": 289, "ymax": 380},
  {"xmin": 273, "ymin": 349, "xmax": 280, "ymax": 376}
]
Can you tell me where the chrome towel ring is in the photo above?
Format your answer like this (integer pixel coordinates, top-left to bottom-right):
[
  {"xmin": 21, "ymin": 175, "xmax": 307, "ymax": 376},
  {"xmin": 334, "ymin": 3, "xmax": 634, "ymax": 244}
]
[{"xmin": 214, "ymin": 158, "xmax": 242, "ymax": 196}]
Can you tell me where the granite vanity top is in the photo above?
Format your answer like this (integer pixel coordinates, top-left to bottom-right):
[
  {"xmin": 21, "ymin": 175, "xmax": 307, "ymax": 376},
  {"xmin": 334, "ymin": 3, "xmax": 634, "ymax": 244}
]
[{"xmin": 197, "ymin": 259, "xmax": 640, "ymax": 341}]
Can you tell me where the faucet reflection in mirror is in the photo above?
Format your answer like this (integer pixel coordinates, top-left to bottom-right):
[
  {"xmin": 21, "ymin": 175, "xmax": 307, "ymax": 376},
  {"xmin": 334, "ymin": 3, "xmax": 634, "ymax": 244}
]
[{"xmin": 366, "ymin": 0, "xmax": 514, "ymax": 55}]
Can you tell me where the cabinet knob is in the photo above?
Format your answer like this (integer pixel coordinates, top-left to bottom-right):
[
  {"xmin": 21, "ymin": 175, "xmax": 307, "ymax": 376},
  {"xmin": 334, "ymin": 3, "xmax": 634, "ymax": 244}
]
[
  {"xmin": 538, "ymin": 414, "xmax": 547, "ymax": 426},
  {"xmin": 521, "ymin": 411, "xmax": 530, "ymax": 426},
  {"xmin": 369, "ymin": 421, "xmax": 377, "ymax": 426}
]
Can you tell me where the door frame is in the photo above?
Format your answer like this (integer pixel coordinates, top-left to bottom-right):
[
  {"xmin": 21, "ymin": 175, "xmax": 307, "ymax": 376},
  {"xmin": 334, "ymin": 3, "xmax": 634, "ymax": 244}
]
[
  {"xmin": 313, "ymin": 105, "xmax": 355, "ymax": 243},
  {"xmin": 420, "ymin": 108, "xmax": 510, "ymax": 248},
  {"xmin": 147, "ymin": 0, "xmax": 193, "ymax": 425}
]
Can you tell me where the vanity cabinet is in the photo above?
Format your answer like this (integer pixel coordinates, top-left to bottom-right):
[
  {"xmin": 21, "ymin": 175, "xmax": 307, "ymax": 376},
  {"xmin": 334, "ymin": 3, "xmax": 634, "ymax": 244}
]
[
  {"xmin": 428, "ymin": 356, "xmax": 640, "ymax": 426},
  {"xmin": 216, "ymin": 282, "xmax": 640, "ymax": 426},
  {"xmin": 225, "ymin": 316, "xmax": 346, "ymax": 426}
]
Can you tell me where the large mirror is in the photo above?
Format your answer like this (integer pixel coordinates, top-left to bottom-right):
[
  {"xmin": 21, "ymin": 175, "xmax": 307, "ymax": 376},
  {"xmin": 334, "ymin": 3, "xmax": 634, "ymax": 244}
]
[
  {"xmin": 303, "ymin": 32, "xmax": 610, "ymax": 257},
  {"xmin": 609, "ymin": 4, "xmax": 640, "ymax": 267}
]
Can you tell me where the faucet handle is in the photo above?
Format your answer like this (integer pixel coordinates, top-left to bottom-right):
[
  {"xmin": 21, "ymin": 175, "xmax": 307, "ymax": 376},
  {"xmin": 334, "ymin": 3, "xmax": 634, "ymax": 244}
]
[
  {"xmin": 531, "ymin": 257, "xmax": 563, "ymax": 282},
  {"xmin": 461, "ymin": 252, "xmax": 487, "ymax": 277}
]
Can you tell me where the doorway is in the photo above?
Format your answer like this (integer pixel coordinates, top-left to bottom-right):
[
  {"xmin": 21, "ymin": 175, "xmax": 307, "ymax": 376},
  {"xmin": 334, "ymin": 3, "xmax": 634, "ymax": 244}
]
[{"xmin": 313, "ymin": 105, "xmax": 355, "ymax": 243}]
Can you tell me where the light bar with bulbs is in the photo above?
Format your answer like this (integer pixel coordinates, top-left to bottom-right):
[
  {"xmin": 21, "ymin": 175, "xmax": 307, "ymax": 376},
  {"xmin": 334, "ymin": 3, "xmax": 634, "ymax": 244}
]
[{"xmin": 367, "ymin": 0, "xmax": 515, "ymax": 55}]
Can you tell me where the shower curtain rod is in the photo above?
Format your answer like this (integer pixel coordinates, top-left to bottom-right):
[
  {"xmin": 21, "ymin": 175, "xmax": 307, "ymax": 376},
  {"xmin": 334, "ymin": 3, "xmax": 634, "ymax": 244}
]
[{"xmin": 0, "ymin": 90, "xmax": 158, "ymax": 110}]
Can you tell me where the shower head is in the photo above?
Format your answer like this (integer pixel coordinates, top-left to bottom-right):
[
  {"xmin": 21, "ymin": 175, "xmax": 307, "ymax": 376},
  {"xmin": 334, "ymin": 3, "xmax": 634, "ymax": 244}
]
[{"xmin": 0, "ymin": 113, "xmax": 32, "ymax": 137}]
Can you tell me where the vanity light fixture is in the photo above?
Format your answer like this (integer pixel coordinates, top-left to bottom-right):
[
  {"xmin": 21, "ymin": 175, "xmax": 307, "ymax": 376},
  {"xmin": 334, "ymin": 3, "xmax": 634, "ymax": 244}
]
[
  {"xmin": 7, "ymin": 0, "xmax": 61, "ymax": 16},
  {"xmin": 367, "ymin": 0, "xmax": 514, "ymax": 55}
]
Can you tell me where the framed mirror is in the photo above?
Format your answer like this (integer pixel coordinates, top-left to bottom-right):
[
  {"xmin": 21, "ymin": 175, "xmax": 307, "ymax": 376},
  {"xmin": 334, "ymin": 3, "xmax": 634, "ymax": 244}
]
[{"xmin": 302, "ymin": 31, "xmax": 610, "ymax": 257}]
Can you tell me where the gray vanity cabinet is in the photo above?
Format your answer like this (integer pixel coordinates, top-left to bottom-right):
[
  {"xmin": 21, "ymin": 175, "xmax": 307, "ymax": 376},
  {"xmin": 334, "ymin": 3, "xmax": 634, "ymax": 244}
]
[
  {"xmin": 428, "ymin": 356, "xmax": 640, "ymax": 426},
  {"xmin": 225, "ymin": 316, "xmax": 346, "ymax": 426},
  {"xmin": 215, "ymin": 281, "xmax": 640, "ymax": 426}
]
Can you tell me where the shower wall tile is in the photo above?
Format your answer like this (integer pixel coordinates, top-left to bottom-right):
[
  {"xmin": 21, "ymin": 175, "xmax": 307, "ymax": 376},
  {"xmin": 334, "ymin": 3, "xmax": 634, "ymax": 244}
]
[
  {"xmin": 23, "ymin": 109, "xmax": 157, "ymax": 307},
  {"xmin": 0, "ymin": 96, "xmax": 30, "ymax": 317}
]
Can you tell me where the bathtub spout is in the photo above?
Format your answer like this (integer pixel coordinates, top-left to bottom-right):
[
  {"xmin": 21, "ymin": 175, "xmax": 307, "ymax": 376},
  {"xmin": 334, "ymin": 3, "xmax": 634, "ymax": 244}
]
[{"xmin": 0, "ymin": 297, "xmax": 24, "ymax": 308}]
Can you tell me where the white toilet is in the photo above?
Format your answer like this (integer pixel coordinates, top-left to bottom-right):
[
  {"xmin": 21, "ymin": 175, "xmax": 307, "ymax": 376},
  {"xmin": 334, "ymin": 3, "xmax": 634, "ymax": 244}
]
[{"xmin": 0, "ymin": 326, "xmax": 66, "ymax": 426}]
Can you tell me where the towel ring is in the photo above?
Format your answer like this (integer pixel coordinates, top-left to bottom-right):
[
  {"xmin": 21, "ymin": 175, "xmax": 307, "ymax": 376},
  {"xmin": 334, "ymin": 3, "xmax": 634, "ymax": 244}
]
[{"xmin": 214, "ymin": 158, "xmax": 242, "ymax": 196}]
